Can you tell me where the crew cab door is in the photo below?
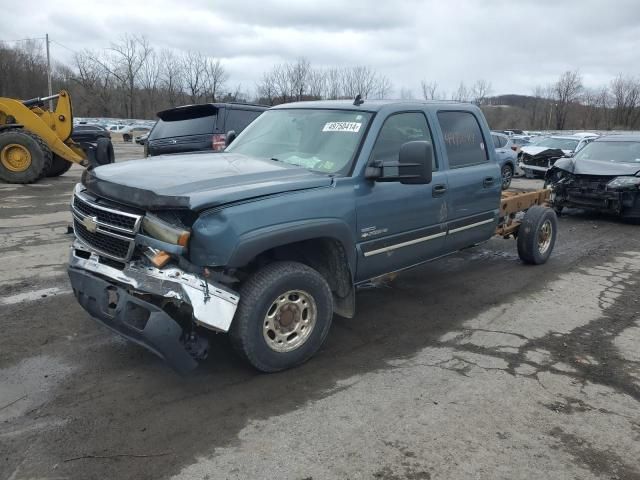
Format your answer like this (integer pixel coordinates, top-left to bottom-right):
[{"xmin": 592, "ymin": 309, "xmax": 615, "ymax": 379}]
[
  {"xmin": 355, "ymin": 111, "xmax": 447, "ymax": 282},
  {"xmin": 436, "ymin": 111, "xmax": 501, "ymax": 251}
]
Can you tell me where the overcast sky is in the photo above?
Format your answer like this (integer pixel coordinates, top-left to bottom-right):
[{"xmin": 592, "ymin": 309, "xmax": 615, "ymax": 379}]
[{"xmin": 3, "ymin": 0, "xmax": 640, "ymax": 98}]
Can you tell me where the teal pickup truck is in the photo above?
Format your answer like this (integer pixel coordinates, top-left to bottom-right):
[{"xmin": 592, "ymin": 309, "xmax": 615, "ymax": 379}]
[{"xmin": 68, "ymin": 99, "xmax": 558, "ymax": 373}]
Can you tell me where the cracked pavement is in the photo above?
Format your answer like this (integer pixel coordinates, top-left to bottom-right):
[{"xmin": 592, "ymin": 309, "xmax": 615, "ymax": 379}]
[{"xmin": 1, "ymin": 148, "xmax": 640, "ymax": 480}]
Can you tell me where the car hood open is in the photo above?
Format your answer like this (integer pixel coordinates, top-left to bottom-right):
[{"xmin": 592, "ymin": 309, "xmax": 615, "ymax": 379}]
[
  {"xmin": 83, "ymin": 153, "xmax": 334, "ymax": 211},
  {"xmin": 552, "ymin": 157, "xmax": 640, "ymax": 176}
]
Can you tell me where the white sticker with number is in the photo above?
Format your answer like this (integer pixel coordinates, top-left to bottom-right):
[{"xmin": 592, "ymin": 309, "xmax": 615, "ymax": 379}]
[{"xmin": 322, "ymin": 122, "xmax": 362, "ymax": 133}]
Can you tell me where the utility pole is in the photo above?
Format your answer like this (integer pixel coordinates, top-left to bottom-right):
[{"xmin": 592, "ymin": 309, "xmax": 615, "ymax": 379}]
[{"xmin": 45, "ymin": 33, "xmax": 53, "ymax": 110}]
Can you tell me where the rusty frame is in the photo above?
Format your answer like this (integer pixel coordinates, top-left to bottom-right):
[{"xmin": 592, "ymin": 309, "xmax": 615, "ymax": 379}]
[{"xmin": 495, "ymin": 189, "xmax": 551, "ymax": 238}]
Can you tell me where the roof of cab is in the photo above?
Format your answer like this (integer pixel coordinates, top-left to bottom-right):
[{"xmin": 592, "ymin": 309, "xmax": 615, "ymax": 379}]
[{"xmin": 270, "ymin": 99, "xmax": 479, "ymax": 112}]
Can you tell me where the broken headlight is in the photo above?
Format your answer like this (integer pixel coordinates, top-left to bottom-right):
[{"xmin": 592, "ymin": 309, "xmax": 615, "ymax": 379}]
[
  {"xmin": 606, "ymin": 176, "xmax": 640, "ymax": 191},
  {"xmin": 142, "ymin": 213, "xmax": 191, "ymax": 246}
]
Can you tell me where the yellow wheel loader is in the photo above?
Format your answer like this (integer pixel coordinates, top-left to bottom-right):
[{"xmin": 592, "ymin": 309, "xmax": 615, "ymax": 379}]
[{"xmin": 0, "ymin": 90, "xmax": 114, "ymax": 184}]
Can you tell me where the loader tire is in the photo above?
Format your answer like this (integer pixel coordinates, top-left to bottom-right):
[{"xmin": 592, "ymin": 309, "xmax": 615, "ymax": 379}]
[
  {"xmin": 46, "ymin": 154, "xmax": 73, "ymax": 177},
  {"xmin": 95, "ymin": 138, "xmax": 115, "ymax": 166},
  {"xmin": 0, "ymin": 129, "xmax": 52, "ymax": 184}
]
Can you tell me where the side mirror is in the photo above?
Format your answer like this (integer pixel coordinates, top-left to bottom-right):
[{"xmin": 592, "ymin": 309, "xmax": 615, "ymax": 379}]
[
  {"xmin": 225, "ymin": 130, "xmax": 237, "ymax": 147},
  {"xmin": 366, "ymin": 141, "xmax": 433, "ymax": 184}
]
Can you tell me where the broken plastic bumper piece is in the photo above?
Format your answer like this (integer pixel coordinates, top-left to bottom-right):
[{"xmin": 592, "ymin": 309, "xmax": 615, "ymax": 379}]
[{"xmin": 67, "ymin": 242, "xmax": 239, "ymax": 373}]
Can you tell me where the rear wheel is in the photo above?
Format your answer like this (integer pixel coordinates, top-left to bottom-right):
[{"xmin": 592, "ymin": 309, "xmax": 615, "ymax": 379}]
[
  {"xmin": 46, "ymin": 154, "xmax": 73, "ymax": 177},
  {"xmin": 517, "ymin": 206, "xmax": 558, "ymax": 265},
  {"xmin": 501, "ymin": 164, "xmax": 513, "ymax": 190},
  {"xmin": 229, "ymin": 261, "xmax": 333, "ymax": 372},
  {"xmin": 0, "ymin": 129, "xmax": 52, "ymax": 184}
]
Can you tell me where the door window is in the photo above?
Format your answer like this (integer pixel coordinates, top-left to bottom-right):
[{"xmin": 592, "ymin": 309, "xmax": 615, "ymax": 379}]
[
  {"xmin": 225, "ymin": 109, "xmax": 263, "ymax": 133},
  {"xmin": 437, "ymin": 111, "xmax": 488, "ymax": 168},
  {"xmin": 370, "ymin": 112, "xmax": 437, "ymax": 174}
]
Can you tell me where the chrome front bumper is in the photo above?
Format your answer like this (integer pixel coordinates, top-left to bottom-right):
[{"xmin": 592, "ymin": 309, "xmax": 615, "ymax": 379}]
[{"xmin": 69, "ymin": 241, "xmax": 239, "ymax": 332}]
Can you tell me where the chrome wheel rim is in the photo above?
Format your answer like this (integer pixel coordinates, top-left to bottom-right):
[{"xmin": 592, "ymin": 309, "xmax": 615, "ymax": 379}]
[
  {"xmin": 263, "ymin": 290, "xmax": 317, "ymax": 353},
  {"xmin": 502, "ymin": 166, "xmax": 513, "ymax": 189},
  {"xmin": 538, "ymin": 219, "xmax": 553, "ymax": 255}
]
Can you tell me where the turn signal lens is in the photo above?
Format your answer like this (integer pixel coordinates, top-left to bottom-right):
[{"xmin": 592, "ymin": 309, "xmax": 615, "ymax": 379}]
[{"xmin": 150, "ymin": 250, "xmax": 171, "ymax": 268}]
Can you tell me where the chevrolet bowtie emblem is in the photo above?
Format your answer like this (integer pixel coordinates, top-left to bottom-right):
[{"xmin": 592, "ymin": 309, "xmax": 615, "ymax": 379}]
[{"xmin": 82, "ymin": 215, "xmax": 98, "ymax": 233}]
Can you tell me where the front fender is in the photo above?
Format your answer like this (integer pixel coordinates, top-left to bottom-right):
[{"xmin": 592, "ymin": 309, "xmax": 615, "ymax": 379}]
[{"xmin": 190, "ymin": 214, "xmax": 356, "ymax": 271}]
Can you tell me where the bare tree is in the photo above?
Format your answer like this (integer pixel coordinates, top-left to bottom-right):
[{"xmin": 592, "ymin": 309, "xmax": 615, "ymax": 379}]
[
  {"xmin": 204, "ymin": 58, "xmax": 228, "ymax": 102},
  {"xmin": 182, "ymin": 51, "xmax": 207, "ymax": 103},
  {"xmin": 307, "ymin": 68, "xmax": 326, "ymax": 99},
  {"xmin": 287, "ymin": 57, "xmax": 310, "ymax": 101},
  {"xmin": 102, "ymin": 34, "xmax": 152, "ymax": 117},
  {"xmin": 140, "ymin": 50, "xmax": 161, "ymax": 117},
  {"xmin": 325, "ymin": 67, "xmax": 341, "ymax": 100},
  {"xmin": 420, "ymin": 80, "xmax": 438, "ymax": 100},
  {"xmin": 374, "ymin": 75, "xmax": 393, "ymax": 99},
  {"xmin": 553, "ymin": 70, "xmax": 583, "ymax": 130},
  {"xmin": 73, "ymin": 50, "xmax": 115, "ymax": 116},
  {"xmin": 610, "ymin": 74, "xmax": 640, "ymax": 128},
  {"xmin": 471, "ymin": 79, "xmax": 492, "ymax": 105},
  {"xmin": 452, "ymin": 81, "xmax": 469, "ymax": 102},
  {"xmin": 159, "ymin": 49, "xmax": 184, "ymax": 108},
  {"xmin": 256, "ymin": 70, "xmax": 277, "ymax": 105}
]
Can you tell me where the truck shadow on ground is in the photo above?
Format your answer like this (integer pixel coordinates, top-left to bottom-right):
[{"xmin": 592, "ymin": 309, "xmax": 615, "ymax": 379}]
[{"xmin": 17, "ymin": 229, "xmax": 640, "ymax": 480}]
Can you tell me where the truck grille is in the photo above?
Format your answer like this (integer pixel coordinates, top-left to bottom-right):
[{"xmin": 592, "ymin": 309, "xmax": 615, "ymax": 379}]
[{"xmin": 71, "ymin": 187, "xmax": 142, "ymax": 261}]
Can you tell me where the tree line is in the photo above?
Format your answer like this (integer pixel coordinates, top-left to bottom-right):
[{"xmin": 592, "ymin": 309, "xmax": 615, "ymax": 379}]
[{"xmin": 1, "ymin": 35, "xmax": 640, "ymax": 131}]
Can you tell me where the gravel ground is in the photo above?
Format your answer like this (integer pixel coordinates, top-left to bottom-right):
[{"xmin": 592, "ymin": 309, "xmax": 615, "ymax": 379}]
[{"xmin": 1, "ymin": 143, "xmax": 639, "ymax": 480}]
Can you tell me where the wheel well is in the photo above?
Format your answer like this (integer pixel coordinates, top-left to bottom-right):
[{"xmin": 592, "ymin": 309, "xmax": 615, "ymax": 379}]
[{"xmin": 246, "ymin": 237, "xmax": 355, "ymax": 318}]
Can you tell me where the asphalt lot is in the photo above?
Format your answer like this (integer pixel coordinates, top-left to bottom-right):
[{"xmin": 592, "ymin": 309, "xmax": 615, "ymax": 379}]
[{"xmin": 1, "ymin": 143, "xmax": 640, "ymax": 480}]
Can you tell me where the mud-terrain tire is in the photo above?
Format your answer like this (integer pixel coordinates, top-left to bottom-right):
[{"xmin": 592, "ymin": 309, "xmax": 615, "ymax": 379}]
[
  {"xmin": 517, "ymin": 206, "xmax": 558, "ymax": 265},
  {"xmin": 229, "ymin": 261, "xmax": 333, "ymax": 372},
  {"xmin": 0, "ymin": 129, "xmax": 52, "ymax": 183},
  {"xmin": 46, "ymin": 154, "xmax": 73, "ymax": 177}
]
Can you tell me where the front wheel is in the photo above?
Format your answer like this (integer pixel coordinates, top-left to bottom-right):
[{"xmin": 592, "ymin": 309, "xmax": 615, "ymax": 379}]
[
  {"xmin": 229, "ymin": 261, "xmax": 334, "ymax": 372},
  {"xmin": 517, "ymin": 206, "xmax": 558, "ymax": 265}
]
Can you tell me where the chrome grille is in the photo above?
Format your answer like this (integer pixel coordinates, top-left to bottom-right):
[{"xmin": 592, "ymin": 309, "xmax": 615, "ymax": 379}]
[{"xmin": 71, "ymin": 186, "xmax": 142, "ymax": 261}]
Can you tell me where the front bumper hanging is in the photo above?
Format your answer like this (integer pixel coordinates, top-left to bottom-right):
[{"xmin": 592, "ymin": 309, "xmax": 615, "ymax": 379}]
[{"xmin": 68, "ymin": 242, "xmax": 239, "ymax": 373}]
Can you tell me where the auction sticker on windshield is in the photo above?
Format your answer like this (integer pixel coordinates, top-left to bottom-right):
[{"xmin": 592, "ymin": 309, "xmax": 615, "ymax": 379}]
[{"xmin": 322, "ymin": 122, "xmax": 362, "ymax": 133}]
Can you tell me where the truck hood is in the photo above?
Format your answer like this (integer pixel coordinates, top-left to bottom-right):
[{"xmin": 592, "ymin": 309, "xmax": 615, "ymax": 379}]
[
  {"xmin": 83, "ymin": 153, "xmax": 334, "ymax": 210},
  {"xmin": 552, "ymin": 157, "xmax": 640, "ymax": 176}
]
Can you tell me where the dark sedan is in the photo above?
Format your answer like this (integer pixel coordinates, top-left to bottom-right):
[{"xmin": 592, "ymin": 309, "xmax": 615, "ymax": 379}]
[{"xmin": 546, "ymin": 135, "xmax": 640, "ymax": 222}]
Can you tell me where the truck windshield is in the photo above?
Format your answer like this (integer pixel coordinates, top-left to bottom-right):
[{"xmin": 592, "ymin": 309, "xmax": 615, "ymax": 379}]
[{"xmin": 225, "ymin": 109, "xmax": 373, "ymax": 175}]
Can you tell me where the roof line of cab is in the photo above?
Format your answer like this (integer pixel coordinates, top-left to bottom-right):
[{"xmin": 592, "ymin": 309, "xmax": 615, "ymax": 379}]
[{"xmin": 270, "ymin": 99, "xmax": 481, "ymax": 112}]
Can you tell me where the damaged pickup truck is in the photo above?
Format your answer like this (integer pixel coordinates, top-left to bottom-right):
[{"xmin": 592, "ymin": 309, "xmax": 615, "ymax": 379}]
[
  {"xmin": 68, "ymin": 99, "xmax": 558, "ymax": 374},
  {"xmin": 546, "ymin": 135, "xmax": 640, "ymax": 221}
]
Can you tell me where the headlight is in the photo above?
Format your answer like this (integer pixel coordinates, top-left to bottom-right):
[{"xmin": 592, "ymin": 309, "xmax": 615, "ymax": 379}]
[
  {"xmin": 606, "ymin": 176, "xmax": 640, "ymax": 191},
  {"xmin": 142, "ymin": 213, "xmax": 191, "ymax": 246}
]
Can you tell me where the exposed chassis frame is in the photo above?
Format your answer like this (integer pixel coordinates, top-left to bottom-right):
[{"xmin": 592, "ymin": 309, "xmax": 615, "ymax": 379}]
[{"xmin": 496, "ymin": 189, "xmax": 551, "ymax": 237}]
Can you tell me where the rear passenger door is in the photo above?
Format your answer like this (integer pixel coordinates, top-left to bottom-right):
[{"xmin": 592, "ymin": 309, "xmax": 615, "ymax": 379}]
[
  {"xmin": 355, "ymin": 111, "xmax": 448, "ymax": 282},
  {"xmin": 437, "ymin": 111, "xmax": 501, "ymax": 251}
]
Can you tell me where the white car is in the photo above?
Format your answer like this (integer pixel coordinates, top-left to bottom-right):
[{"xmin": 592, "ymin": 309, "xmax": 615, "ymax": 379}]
[{"xmin": 518, "ymin": 135, "xmax": 598, "ymax": 177}]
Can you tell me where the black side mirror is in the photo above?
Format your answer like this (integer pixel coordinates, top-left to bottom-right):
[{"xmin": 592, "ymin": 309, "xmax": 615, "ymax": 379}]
[
  {"xmin": 398, "ymin": 141, "xmax": 433, "ymax": 184},
  {"xmin": 225, "ymin": 130, "xmax": 237, "ymax": 147},
  {"xmin": 366, "ymin": 141, "xmax": 433, "ymax": 184}
]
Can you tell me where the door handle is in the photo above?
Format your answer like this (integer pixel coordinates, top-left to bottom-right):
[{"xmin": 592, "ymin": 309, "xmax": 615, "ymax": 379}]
[
  {"xmin": 483, "ymin": 177, "xmax": 494, "ymax": 187},
  {"xmin": 432, "ymin": 184, "xmax": 447, "ymax": 197}
]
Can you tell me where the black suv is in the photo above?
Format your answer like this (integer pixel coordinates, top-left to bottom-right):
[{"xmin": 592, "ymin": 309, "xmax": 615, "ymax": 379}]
[{"xmin": 146, "ymin": 103, "xmax": 267, "ymax": 157}]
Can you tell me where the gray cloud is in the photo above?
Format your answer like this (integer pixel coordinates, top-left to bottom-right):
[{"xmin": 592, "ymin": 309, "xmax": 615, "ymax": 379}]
[{"xmin": 3, "ymin": 0, "xmax": 640, "ymax": 97}]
